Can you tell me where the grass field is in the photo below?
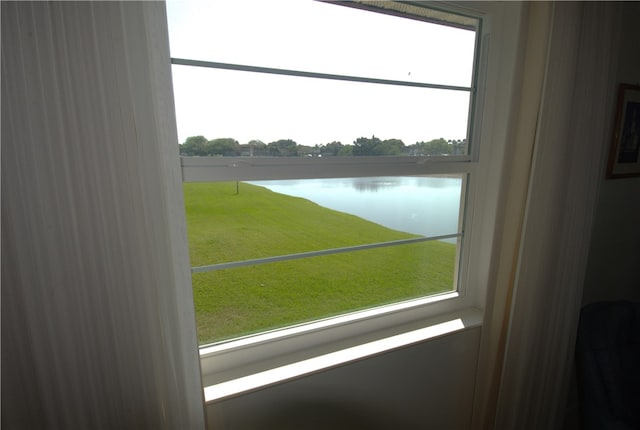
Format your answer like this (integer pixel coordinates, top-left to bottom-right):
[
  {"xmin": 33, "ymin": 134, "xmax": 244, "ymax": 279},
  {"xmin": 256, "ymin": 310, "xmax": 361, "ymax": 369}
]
[{"xmin": 184, "ymin": 181, "xmax": 456, "ymax": 344}]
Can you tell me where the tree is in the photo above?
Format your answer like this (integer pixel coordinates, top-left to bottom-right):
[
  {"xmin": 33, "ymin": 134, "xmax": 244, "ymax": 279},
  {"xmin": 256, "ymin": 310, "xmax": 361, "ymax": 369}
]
[
  {"xmin": 352, "ymin": 136, "xmax": 382, "ymax": 156},
  {"xmin": 245, "ymin": 139, "xmax": 266, "ymax": 156},
  {"xmin": 378, "ymin": 138, "xmax": 405, "ymax": 156},
  {"xmin": 337, "ymin": 145, "xmax": 353, "ymax": 156},
  {"xmin": 318, "ymin": 141, "xmax": 344, "ymax": 156},
  {"xmin": 415, "ymin": 138, "xmax": 451, "ymax": 156},
  {"xmin": 267, "ymin": 139, "xmax": 298, "ymax": 157},
  {"xmin": 352, "ymin": 136, "xmax": 404, "ymax": 156},
  {"xmin": 208, "ymin": 138, "xmax": 241, "ymax": 156},
  {"xmin": 297, "ymin": 144, "xmax": 315, "ymax": 157},
  {"xmin": 180, "ymin": 135, "xmax": 208, "ymax": 156}
]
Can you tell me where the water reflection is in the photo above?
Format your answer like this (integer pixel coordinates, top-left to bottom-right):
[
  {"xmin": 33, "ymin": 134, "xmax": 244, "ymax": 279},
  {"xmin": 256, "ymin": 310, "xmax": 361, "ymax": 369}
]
[
  {"xmin": 352, "ymin": 176, "xmax": 458, "ymax": 191},
  {"xmin": 351, "ymin": 178, "xmax": 399, "ymax": 192},
  {"xmin": 249, "ymin": 176, "xmax": 462, "ymax": 241}
]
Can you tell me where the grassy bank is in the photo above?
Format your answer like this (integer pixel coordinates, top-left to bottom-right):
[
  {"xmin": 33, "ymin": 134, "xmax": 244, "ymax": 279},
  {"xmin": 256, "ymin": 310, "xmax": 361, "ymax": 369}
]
[{"xmin": 184, "ymin": 182, "xmax": 456, "ymax": 344}]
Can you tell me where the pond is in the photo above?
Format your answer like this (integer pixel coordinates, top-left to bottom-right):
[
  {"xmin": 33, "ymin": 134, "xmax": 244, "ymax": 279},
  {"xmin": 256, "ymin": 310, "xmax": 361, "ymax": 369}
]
[{"xmin": 249, "ymin": 176, "xmax": 463, "ymax": 242}]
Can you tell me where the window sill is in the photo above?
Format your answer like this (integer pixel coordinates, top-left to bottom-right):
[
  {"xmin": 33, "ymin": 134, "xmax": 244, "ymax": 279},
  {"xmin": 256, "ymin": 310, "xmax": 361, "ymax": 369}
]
[{"xmin": 203, "ymin": 306, "xmax": 482, "ymax": 403}]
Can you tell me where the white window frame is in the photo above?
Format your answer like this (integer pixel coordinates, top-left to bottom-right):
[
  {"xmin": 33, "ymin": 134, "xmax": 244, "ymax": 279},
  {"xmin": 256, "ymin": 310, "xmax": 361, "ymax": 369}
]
[{"xmin": 170, "ymin": 1, "xmax": 525, "ymax": 402}]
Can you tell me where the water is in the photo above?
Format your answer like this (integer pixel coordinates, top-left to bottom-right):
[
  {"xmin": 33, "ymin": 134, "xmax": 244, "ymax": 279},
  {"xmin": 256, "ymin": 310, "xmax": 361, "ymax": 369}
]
[{"xmin": 248, "ymin": 176, "xmax": 463, "ymax": 241}]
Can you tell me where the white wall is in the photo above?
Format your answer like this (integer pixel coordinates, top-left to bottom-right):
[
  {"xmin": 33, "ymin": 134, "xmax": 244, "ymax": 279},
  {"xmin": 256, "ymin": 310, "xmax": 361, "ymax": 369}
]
[
  {"xmin": 207, "ymin": 328, "xmax": 480, "ymax": 429},
  {"xmin": 582, "ymin": 2, "xmax": 640, "ymax": 305}
]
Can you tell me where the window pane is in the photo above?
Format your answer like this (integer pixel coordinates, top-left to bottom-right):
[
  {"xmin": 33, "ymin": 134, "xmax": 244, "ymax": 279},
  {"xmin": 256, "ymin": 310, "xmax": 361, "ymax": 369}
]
[
  {"xmin": 184, "ymin": 176, "xmax": 463, "ymax": 344},
  {"xmin": 172, "ymin": 66, "xmax": 471, "ymax": 155},
  {"xmin": 166, "ymin": 0, "xmax": 477, "ymax": 88},
  {"xmin": 193, "ymin": 241, "xmax": 458, "ymax": 344},
  {"xmin": 168, "ymin": 1, "xmax": 477, "ymax": 345}
]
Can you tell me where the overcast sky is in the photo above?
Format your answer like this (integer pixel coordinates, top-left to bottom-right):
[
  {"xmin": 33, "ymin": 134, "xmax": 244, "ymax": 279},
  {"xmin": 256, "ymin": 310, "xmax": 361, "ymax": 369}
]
[{"xmin": 166, "ymin": 0, "xmax": 476, "ymax": 147}]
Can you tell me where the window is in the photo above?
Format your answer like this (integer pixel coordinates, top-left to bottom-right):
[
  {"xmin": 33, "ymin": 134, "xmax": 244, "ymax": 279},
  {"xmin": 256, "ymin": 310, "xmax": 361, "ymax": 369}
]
[
  {"xmin": 186, "ymin": 175, "xmax": 465, "ymax": 343},
  {"xmin": 167, "ymin": 0, "xmax": 503, "ymax": 396}
]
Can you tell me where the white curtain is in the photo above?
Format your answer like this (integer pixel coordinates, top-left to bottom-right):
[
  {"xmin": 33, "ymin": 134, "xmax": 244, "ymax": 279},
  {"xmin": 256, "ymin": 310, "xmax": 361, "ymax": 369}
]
[
  {"xmin": 475, "ymin": 2, "xmax": 620, "ymax": 428},
  {"xmin": 1, "ymin": 2, "xmax": 204, "ymax": 428}
]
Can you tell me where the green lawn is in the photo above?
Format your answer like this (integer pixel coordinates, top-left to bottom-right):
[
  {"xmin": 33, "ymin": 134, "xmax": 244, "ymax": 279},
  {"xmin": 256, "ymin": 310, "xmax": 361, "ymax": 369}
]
[{"xmin": 184, "ymin": 182, "xmax": 456, "ymax": 344}]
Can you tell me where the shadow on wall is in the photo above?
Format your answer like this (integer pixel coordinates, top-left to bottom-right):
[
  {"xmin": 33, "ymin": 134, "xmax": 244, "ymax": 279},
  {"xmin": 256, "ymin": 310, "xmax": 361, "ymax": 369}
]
[{"xmin": 256, "ymin": 399, "xmax": 408, "ymax": 430}]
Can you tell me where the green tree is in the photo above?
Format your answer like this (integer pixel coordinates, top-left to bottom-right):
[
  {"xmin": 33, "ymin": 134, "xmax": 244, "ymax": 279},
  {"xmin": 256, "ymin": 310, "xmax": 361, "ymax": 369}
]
[
  {"xmin": 245, "ymin": 139, "xmax": 266, "ymax": 156},
  {"xmin": 318, "ymin": 141, "xmax": 344, "ymax": 156},
  {"xmin": 352, "ymin": 136, "xmax": 405, "ymax": 156},
  {"xmin": 297, "ymin": 144, "xmax": 316, "ymax": 157},
  {"xmin": 267, "ymin": 139, "xmax": 298, "ymax": 157},
  {"xmin": 337, "ymin": 145, "xmax": 353, "ymax": 156},
  {"xmin": 180, "ymin": 135, "xmax": 208, "ymax": 156},
  {"xmin": 378, "ymin": 138, "xmax": 405, "ymax": 155},
  {"xmin": 415, "ymin": 138, "xmax": 451, "ymax": 156},
  {"xmin": 352, "ymin": 136, "xmax": 382, "ymax": 156},
  {"xmin": 208, "ymin": 138, "xmax": 241, "ymax": 156}
]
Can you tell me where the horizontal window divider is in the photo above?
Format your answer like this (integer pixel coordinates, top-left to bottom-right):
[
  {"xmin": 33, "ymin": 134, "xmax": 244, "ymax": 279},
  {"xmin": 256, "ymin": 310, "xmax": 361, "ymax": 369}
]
[
  {"xmin": 192, "ymin": 233, "xmax": 462, "ymax": 273},
  {"xmin": 181, "ymin": 157, "xmax": 476, "ymax": 182},
  {"xmin": 181, "ymin": 155, "xmax": 472, "ymax": 167},
  {"xmin": 171, "ymin": 57, "xmax": 474, "ymax": 93}
]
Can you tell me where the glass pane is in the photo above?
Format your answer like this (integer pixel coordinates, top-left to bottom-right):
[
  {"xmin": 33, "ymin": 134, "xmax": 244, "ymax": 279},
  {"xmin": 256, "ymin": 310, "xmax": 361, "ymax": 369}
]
[
  {"xmin": 166, "ymin": 0, "xmax": 477, "ymax": 88},
  {"xmin": 172, "ymin": 66, "xmax": 471, "ymax": 155},
  {"xmin": 193, "ymin": 243, "xmax": 457, "ymax": 344},
  {"xmin": 184, "ymin": 176, "xmax": 463, "ymax": 344},
  {"xmin": 250, "ymin": 176, "xmax": 463, "ymax": 244}
]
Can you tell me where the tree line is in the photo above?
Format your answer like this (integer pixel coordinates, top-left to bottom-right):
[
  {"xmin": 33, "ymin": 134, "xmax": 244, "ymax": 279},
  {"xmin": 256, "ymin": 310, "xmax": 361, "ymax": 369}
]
[{"xmin": 179, "ymin": 135, "xmax": 467, "ymax": 157}]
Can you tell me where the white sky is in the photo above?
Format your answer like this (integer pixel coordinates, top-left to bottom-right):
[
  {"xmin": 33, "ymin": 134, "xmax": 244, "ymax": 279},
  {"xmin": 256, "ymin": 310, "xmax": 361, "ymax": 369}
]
[{"xmin": 166, "ymin": 0, "xmax": 476, "ymax": 147}]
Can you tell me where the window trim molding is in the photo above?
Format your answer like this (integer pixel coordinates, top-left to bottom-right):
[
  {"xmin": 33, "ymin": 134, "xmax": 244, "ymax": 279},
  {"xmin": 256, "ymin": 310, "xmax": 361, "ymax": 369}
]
[
  {"xmin": 199, "ymin": 292, "xmax": 468, "ymax": 388},
  {"xmin": 204, "ymin": 306, "xmax": 483, "ymax": 403}
]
